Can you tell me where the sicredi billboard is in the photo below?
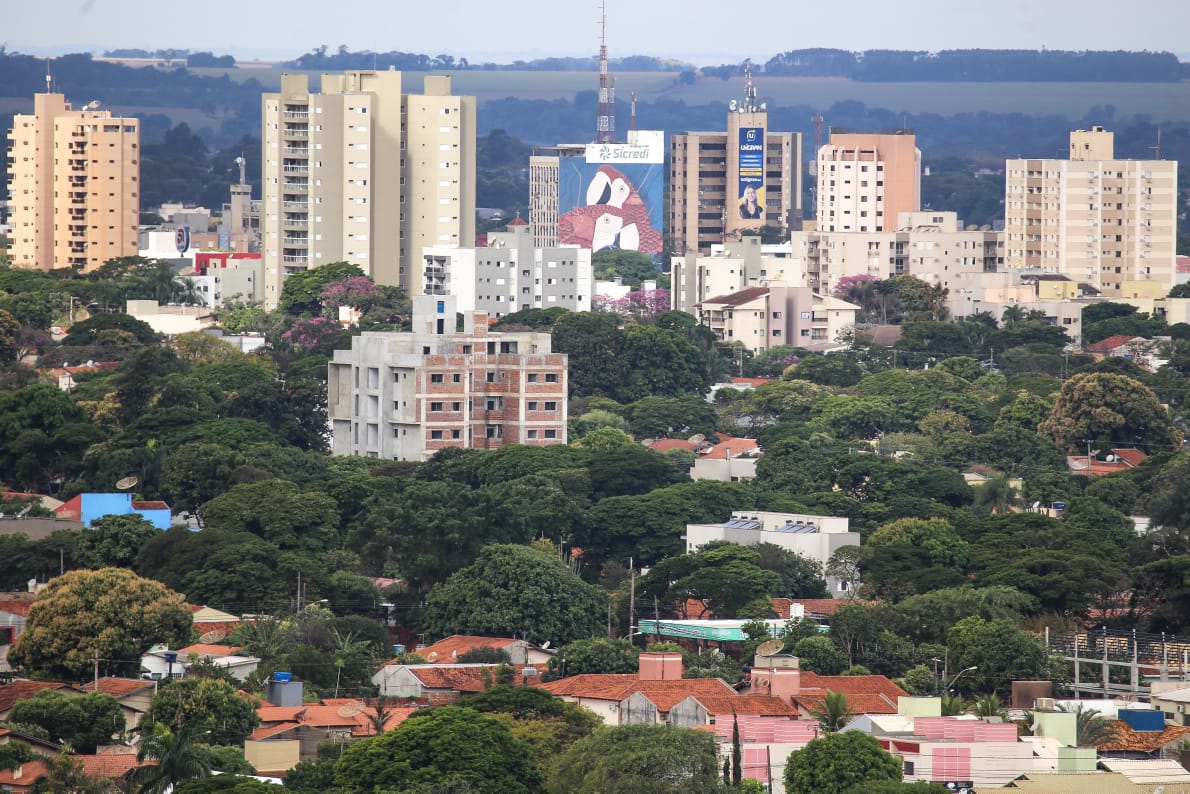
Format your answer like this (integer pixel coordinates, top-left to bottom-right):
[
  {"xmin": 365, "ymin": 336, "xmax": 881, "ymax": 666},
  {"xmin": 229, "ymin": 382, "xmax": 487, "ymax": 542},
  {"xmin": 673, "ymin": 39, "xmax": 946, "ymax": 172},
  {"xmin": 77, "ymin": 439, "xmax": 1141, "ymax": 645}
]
[
  {"xmin": 557, "ymin": 133, "xmax": 665, "ymax": 264},
  {"xmin": 737, "ymin": 126, "xmax": 765, "ymax": 222}
]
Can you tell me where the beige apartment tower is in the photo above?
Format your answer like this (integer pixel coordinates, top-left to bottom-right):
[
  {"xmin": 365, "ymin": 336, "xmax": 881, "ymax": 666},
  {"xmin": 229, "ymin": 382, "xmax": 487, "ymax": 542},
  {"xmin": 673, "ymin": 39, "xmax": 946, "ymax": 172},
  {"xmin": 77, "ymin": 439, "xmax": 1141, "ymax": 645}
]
[
  {"xmin": 261, "ymin": 71, "xmax": 475, "ymax": 306},
  {"xmin": 7, "ymin": 91, "xmax": 140, "ymax": 271},
  {"xmin": 1004, "ymin": 126, "xmax": 1177, "ymax": 296},
  {"xmin": 816, "ymin": 130, "xmax": 921, "ymax": 233},
  {"xmin": 669, "ymin": 72, "xmax": 802, "ymax": 254}
]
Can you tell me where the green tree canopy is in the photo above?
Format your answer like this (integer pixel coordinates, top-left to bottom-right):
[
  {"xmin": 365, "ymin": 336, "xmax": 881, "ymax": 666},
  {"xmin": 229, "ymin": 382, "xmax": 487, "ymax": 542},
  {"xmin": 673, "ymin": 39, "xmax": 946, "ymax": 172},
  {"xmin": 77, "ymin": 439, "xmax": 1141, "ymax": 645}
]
[
  {"xmin": 7, "ymin": 689, "xmax": 124, "ymax": 753},
  {"xmin": 636, "ymin": 543, "xmax": 782, "ymax": 620},
  {"xmin": 74, "ymin": 513, "xmax": 161, "ymax": 569},
  {"xmin": 422, "ymin": 545, "xmax": 607, "ymax": 646},
  {"xmin": 1040, "ymin": 372, "xmax": 1182, "ymax": 452},
  {"xmin": 547, "ymin": 638, "xmax": 639, "ymax": 678},
  {"xmin": 548, "ymin": 723, "xmax": 724, "ymax": 794},
  {"xmin": 333, "ymin": 705, "xmax": 543, "ymax": 794},
  {"xmin": 946, "ymin": 616, "xmax": 1056, "ymax": 696},
  {"xmin": 785, "ymin": 730, "xmax": 902, "ymax": 794},
  {"xmin": 142, "ymin": 678, "xmax": 261, "ymax": 746},
  {"xmin": 8, "ymin": 568, "xmax": 192, "ymax": 679}
]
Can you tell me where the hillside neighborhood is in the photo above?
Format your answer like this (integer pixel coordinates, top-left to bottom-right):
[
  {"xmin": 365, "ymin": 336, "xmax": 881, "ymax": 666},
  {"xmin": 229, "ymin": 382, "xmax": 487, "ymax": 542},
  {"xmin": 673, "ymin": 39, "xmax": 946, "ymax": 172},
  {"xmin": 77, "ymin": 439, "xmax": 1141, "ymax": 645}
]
[{"xmin": 3, "ymin": 10, "xmax": 1190, "ymax": 791}]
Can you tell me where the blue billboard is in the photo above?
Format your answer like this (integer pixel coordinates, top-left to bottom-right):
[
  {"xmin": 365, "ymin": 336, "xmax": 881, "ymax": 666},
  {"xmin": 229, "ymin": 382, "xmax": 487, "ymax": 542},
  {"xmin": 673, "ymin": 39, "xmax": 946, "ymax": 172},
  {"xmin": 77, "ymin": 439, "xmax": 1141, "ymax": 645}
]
[
  {"xmin": 557, "ymin": 132, "xmax": 665, "ymax": 265},
  {"xmin": 737, "ymin": 126, "xmax": 765, "ymax": 222}
]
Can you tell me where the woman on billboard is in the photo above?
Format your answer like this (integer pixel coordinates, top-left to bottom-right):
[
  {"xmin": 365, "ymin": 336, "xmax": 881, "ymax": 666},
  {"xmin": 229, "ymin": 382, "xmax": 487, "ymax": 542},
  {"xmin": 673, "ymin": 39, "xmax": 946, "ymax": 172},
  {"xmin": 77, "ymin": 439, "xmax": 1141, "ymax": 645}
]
[{"xmin": 739, "ymin": 184, "xmax": 763, "ymax": 219}]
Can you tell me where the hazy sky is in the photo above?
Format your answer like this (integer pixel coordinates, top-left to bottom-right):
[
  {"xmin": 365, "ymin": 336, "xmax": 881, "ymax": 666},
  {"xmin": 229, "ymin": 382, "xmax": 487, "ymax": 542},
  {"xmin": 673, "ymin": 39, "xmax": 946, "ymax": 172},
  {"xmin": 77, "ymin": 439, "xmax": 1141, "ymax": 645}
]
[{"xmin": 9, "ymin": 0, "xmax": 1189, "ymax": 62}]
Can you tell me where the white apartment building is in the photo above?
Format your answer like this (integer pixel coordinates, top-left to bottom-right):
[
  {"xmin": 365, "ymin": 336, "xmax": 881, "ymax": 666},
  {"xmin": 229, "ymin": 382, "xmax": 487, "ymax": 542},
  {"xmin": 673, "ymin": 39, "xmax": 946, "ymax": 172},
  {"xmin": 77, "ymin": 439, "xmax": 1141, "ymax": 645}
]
[
  {"xmin": 422, "ymin": 226, "xmax": 592, "ymax": 317},
  {"xmin": 1004, "ymin": 126, "xmax": 1177, "ymax": 297},
  {"xmin": 328, "ymin": 294, "xmax": 568, "ymax": 461},
  {"xmin": 261, "ymin": 71, "xmax": 475, "ymax": 307},
  {"xmin": 670, "ymin": 237, "xmax": 797, "ymax": 314},
  {"xmin": 696, "ymin": 285, "xmax": 858, "ymax": 353},
  {"xmin": 816, "ymin": 130, "xmax": 921, "ymax": 233},
  {"xmin": 788, "ymin": 211, "xmax": 1003, "ymax": 296},
  {"xmin": 672, "ymin": 215, "xmax": 1002, "ymax": 316}
]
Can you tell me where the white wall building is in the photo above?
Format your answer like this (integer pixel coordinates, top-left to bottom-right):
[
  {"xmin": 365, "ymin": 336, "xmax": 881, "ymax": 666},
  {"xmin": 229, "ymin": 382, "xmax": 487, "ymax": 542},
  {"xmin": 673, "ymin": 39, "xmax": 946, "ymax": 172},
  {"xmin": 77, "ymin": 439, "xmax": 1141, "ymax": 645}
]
[
  {"xmin": 684, "ymin": 510, "xmax": 859, "ymax": 594},
  {"xmin": 422, "ymin": 226, "xmax": 592, "ymax": 317}
]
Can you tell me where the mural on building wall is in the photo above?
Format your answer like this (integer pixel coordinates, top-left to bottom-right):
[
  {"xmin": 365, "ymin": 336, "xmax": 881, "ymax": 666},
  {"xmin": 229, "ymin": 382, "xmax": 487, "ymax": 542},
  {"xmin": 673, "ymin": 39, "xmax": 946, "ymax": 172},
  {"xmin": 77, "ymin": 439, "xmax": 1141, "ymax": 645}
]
[{"xmin": 557, "ymin": 137, "xmax": 664, "ymax": 264}]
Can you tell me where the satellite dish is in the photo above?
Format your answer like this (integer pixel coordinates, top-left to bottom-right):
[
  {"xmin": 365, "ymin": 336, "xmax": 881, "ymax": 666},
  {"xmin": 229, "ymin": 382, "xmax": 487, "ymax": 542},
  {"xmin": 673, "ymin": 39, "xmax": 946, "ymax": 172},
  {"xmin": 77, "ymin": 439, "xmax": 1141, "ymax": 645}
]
[
  {"xmin": 337, "ymin": 701, "xmax": 366, "ymax": 718},
  {"xmin": 426, "ymin": 651, "xmax": 439, "ymax": 662},
  {"xmin": 540, "ymin": 641, "xmax": 550, "ymax": 650},
  {"xmin": 1032, "ymin": 501, "xmax": 1041, "ymax": 510},
  {"xmin": 116, "ymin": 476, "xmax": 139, "ymax": 490},
  {"xmin": 756, "ymin": 639, "xmax": 784, "ymax": 658},
  {"xmin": 199, "ymin": 630, "xmax": 227, "ymax": 643},
  {"xmin": 688, "ymin": 434, "xmax": 706, "ymax": 445}
]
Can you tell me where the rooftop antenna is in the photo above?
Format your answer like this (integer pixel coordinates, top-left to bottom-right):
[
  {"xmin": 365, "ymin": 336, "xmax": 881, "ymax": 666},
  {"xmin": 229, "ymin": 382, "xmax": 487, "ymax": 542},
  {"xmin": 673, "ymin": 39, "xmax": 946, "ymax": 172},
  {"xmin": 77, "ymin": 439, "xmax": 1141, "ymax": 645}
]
[
  {"xmin": 739, "ymin": 64, "xmax": 758, "ymax": 113},
  {"xmin": 812, "ymin": 113, "xmax": 824, "ymax": 153},
  {"xmin": 45, "ymin": 63, "xmax": 52, "ymax": 94},
  {"xmin": 595, "ymin": 0, "xmax": 615, "ymax": 143},
  {"xmin": 629, "ymin": 91, "xmax": 637, "ymax": 132},
  {"xmin": 1151, "ymin": 127, "xmax": 1162, "ymax": 160},
  {"xmin": 235, "ymin": 154, "xmax": 247, "ymax": 186}
]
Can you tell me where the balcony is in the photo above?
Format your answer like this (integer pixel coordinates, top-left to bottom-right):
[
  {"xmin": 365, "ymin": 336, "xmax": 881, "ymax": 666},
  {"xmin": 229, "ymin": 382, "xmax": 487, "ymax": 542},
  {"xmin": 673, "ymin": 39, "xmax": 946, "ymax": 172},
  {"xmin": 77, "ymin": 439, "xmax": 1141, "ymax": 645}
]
[
  {"xmin": 283, "ymin": 181, "xmax": 308, "ymax": 193},
  {"xmin": 283, "ymin": 164, "xmax": 309, "ymax": 174},
  {"xmin": 282, "ymin": 254, "xmax": 308, "ymax": 264},
  {"xmin": 282, "ymin": 200, "xmax": 308, "ymax": 210},
  {"xmin": 282, "ymin": 236, "xmax": 309, "ymax": 246},
  {"xmin": 283, "ymin": 147, "xmax": 309, "ymax": 156},
  {"xmin": 282, "ymin": 216, "xmax": 308, "ymax": 229},
  {"xmin": 283, "ymin": 110, "xmax": 309, "ymax": 120}
]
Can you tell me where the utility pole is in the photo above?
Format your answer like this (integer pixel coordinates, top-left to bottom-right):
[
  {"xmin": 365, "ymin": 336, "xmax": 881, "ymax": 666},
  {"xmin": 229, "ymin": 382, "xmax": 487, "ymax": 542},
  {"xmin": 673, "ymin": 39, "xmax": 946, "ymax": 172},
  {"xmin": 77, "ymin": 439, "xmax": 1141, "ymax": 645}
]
[
  {"xmin": 296, "ymin": 571, "xmax": 302, "ymax": 612},
  {"xmin": 628, "ymin": 557, "xmax": 635, "ymax": 636},
  {"xmin": 93, "ymin": 652, "xmax": 100, "ymax": 691}
]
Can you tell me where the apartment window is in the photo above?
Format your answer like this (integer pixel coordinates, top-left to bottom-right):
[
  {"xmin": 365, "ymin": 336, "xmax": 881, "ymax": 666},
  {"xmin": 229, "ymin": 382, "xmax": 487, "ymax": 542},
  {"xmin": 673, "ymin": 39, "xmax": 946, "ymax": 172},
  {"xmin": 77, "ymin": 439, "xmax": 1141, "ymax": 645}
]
[
  {"xmin": 430, "ymin": 430, "xmax": 444, "ymax": 440},
  {"xmin": 451, "ymin": 402, "xmax": 461, "ymax": 411},
  {"xmin": 451, "ymin": 429, "xmax": 461, "ymax": 440},
  {"xmin": 485, "ymin": 426, "xmax": 502, "ymax": 439},
  {"xmin": 527, "ymin": 429, "xmax": 538, "ymax": 439},
  {"xmin": 452, "ymin": 374, "xmax": 462, "ymax": 383},
  {"xmin": 545, "ymin": 373, "xmax": 558, "ymax": 383},
  {"xmin": 367, "ymin": 367, "xmax": 379, "ymax": 389},
  {"xmin": 430, "ymin": 402, "xmax": 444, "ymax": 412},
  {"xmin": 544, "ymin": 401, "xmax": 557, "ymax": 411},
  {"xmin": 430, "ymin": 374, "xmax": 444, "ymax": 384},
  {"xmin": 486, "ymin": 371, "xmax": 497, "ymax": 382},
  {"xmin": 527, "ymin": 401, "xmax": 538, "ymax": 411},
  {"xmin": 544, "ymin": 429, "xmax": 558, "ymax": 439},
  {"xmin": 527, "ymin": 374, "xmax": 539, "ymax": 383}
]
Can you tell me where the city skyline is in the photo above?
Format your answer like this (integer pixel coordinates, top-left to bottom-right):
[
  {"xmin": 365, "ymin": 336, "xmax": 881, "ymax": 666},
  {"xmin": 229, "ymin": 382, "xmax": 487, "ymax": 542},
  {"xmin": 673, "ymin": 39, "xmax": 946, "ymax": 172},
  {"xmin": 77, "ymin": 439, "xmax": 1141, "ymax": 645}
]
[{"xmin": 9, "ymin": 0, "xmax": 1190, "ymax": 63}]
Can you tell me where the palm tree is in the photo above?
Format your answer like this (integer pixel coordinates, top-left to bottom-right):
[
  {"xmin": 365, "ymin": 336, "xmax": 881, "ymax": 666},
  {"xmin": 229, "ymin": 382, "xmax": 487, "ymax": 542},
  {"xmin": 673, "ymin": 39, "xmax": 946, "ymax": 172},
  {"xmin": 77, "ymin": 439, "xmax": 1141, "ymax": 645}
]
[
  {"xmin": 940, "ymin": 693, "xmax": 966, "ymax": 716},
  {"xmin": 974, "ymin": 474, "xmax": 1019, "ymax": 515},
  {"xmin": 231, "ymin": 616, "xmax": 294, "ymax": 663},
  {"xmin": 128, "ymin": 724, "xmax": 212, "ymax": 794},
  {"xmin": 970, "ymin": 693, "xmax": 1008, "ymax": 720},
  {"xmin": 1001, "ymin": 304, "xmax": 1026, "ymax": 327},
  {"xmin": 171, "ymin": 277, "xmax": 204, "ymax": 307},
  {"xmin": 809, "ymin": 690, "xmax": 855, "ymax": 732},
  {"xmin": 331, "ymin": 628, "xmax": 374, "ymax": 698},
  {"xmin": 1060, "ymin": 703, "xmax": 1118, "ymax": 748}
]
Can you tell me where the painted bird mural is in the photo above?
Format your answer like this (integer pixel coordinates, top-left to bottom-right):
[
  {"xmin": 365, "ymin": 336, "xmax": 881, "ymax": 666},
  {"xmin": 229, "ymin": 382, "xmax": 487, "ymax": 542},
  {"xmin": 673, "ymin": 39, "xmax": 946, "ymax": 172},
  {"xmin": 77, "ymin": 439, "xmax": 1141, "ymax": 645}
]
[{"xmin": 558, "ymin": 164, "xmax": 663, "ymax": 257}]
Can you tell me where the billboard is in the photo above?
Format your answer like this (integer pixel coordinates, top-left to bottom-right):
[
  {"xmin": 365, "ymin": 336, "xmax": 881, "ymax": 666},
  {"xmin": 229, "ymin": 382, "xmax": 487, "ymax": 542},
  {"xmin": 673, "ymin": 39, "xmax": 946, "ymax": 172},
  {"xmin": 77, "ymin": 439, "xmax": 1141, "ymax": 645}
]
[
  {"xmin": 737, "ymin": 126, "xmax": 765, "ymax": 222},
  {"xmin": 557, "ymin": 132, "xmax": 664, "ymax": 265}
]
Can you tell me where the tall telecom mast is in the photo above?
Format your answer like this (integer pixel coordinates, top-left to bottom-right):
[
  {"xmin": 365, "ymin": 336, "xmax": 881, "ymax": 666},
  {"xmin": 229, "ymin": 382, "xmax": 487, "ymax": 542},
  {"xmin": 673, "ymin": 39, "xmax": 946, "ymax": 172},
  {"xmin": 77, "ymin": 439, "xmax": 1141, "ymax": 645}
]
[{"xmin": 595, "ymin": 1, "xmax": 616, "ymax": 143}]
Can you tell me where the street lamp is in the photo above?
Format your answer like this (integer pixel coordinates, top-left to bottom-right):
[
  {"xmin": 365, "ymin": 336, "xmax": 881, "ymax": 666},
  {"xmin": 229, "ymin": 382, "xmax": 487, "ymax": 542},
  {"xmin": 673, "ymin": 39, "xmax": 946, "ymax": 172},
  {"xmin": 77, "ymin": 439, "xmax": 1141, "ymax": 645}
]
[{"xmin": 946, "ymin": 665, "xmax": 978, "ymax": 693}]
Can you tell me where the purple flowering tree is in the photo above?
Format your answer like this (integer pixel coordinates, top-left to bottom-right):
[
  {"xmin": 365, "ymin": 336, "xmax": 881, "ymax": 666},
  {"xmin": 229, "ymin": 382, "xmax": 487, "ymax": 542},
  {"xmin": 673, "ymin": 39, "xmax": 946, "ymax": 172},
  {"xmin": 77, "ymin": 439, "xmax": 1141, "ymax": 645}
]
[
  {"xmin": 281, "ymin": 316, "xmax": 347, "ymax": 355},
  {"xmin": 594, "ymin": 288, "xmax": 670, "ymax": 320},
  {"xmin": 320, "ymin": 276, "xmax": 382, "ymax": 321}
]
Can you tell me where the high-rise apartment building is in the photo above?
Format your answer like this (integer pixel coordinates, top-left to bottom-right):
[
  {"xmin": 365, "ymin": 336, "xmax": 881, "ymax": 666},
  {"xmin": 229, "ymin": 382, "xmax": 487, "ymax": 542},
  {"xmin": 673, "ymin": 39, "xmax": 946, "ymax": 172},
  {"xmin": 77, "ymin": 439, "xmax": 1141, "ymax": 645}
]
[
  {"xmin": 815, "ymin": 130, "xmax": 921, "ymax": 233},
  {"xmin": 261, "ymin": 71, "xmax": 475, "ymax": 307},
  {"xmin": 1004, "ymin": 126, "xmax": 1178, "ymax": 296},
  {"xmin": 6, "ymin": 91, "xmax": 140, "ymax": 271},
  {"xmin": 669, "ymin": 72, "xmax": 802, "ymax": 254},
  {"xmin": 328, "ymin": 294, "xmax": 568, "ymax": 461},
  {"xmin": 422, "ymin": 225, "xmax": 592, "ymax": 317}
]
